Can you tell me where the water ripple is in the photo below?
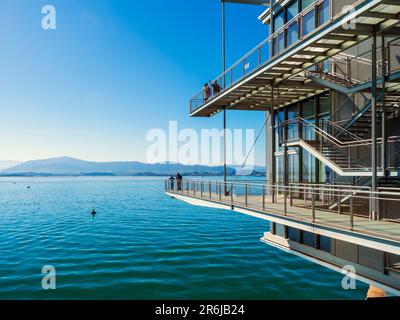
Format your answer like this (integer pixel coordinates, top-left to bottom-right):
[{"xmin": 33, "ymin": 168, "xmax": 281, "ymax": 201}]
[{"xmin": 0, "ymin": 177, "xmax": 367, "ymax": 299}]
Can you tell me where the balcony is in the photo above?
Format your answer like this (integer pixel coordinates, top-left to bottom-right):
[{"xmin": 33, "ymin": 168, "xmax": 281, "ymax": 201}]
[
  {"xmin": 165, "ymin": 179, "xmax": 400, "ymax": 255},
  {"xmin": 189, "ymin": 0, "xmax": 400, "ymax": 117}
]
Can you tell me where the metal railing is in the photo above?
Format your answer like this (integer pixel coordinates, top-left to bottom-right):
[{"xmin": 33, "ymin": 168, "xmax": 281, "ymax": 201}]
[
  {"xmin": 165, "ymin": 179, "xmax": 400, "ymax": 240},
  {"xmin": 189, "ymin": 0, "xmax": 336, "ymax": 113},
  {"xmin": 280, "ymin": 117, "xmax": 400, "ymax": 171}
]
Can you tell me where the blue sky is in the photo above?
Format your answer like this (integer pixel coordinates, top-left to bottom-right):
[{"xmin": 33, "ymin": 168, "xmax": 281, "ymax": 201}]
[{"xmin": 0, "ymin": 0, "xmax": 269, "ymax": 164}]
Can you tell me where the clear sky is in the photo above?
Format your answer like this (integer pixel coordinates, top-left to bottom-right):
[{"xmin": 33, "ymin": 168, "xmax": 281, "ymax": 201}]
[{"xmin": 0, "ymin": 0, "xmax": 269, "ymax": 165}]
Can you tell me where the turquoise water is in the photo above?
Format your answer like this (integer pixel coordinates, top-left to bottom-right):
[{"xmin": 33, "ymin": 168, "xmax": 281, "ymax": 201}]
[{"xmin": 0, "ymin": 177, "xmax": 368, "ymax": 299}]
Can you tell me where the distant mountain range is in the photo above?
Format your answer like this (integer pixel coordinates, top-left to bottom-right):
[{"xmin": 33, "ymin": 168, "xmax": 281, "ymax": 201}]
[
  {"xmin": 0, "ymin": 157, "xmax": 265, "ymax": 177},
  {"xmin": 0, "ymin": 161, "xmax": 22, "ymax": 171}
]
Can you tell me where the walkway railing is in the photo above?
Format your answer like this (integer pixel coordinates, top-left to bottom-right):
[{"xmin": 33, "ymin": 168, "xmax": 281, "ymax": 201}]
[
  {"xmin": 190, "ymin": 0, "xmax": 334, "ymax": 113},
  {"xmin": 165, "ymin": 179, "xmax": 400, "ymax": 240},
  {"xmin": 281, "ymin": 117, "xmax": 400, "ymax": 172}
]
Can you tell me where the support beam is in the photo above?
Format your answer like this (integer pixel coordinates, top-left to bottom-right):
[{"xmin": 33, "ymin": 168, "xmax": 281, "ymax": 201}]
[
  {"xmin": 222, "ymin": 1, "xmax": 228, "ymax": 195},
  {"xmin": 382, "ymin": 36, "xmax": 387, "ymax": 177},
  {"xmin": 371, "ymin": 33, "xmax": 378, "ymax": 220}
]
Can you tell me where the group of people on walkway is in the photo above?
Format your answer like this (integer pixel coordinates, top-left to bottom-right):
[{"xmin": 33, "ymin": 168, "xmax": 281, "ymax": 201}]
[
  {"xmin": 169, "ymin": 173, "xmax": 183, "ymax": 191},
  {"xmin": 203, "ymin": 81, "xmax": 222, "ymax": 102}
]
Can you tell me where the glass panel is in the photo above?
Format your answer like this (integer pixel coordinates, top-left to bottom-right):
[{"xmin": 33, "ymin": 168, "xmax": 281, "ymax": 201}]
[
  {"xmin": 302, "ymin": 9, "xmax": 315, "ymax": 37},
  {"xmin": 287, "ymin": 105, "xmax": 299, "ymax": 141},
  {"xmin": 287, "ymin": 21, "xmax": 299, "ymax": 46},
  {"xmin": 302, "ymin": 99, "xmax": 315, "ymax": 118},
  {"xmin": 303, "ymin": 118, "xmax": 315, "ymax": 141},
  {"xmin": 302, "ymin": 150, "xmax": 316, "ymax": 182},
  {"xmin": 302, "ymin": 231, "xmax": 315, "ymax": 247},
  {"xmin": 275, "ymin": 224, "xmax": 286, "ymax": 238},
  {"xmin": 276, "ymin": 156, "xmax": 284, "ymax": 183},
  {"xmin": 318, "ymin": 0, "xmax": 330, "ymax": 25},
  {"xmin": 288, "ymin": 227, "xmax": 300, "ymax": 242},
  {"xmin": 274, "ymin": 11, "xmax": 285, "ymax": 32},
  {"xmin": 318, "ymin": 94, "xmax": 330, "ymax": 115},
  {"xmin": 288, "ymin": 153, "xmax": 299, "ymax": 183},
  {"xmin": 275, "ymin": 111, "xmax": 285, "ymax": 151},
  {"xmin": 319, "ymin": 235, "xmax": 331, "ymax": 253},
  {"xmin": 302, "ymin": 0, "xmax": 314, "ymax": 10},
  {"xmin": 287, "ymin": 1, "xmax": 299, "ymax": 21}
]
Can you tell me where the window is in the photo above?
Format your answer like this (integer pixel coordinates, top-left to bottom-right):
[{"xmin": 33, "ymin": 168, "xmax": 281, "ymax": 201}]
[
  {"xmin": 287, "ymin": 104, "xmax": 299, "ymax": 141},
  {"xmin": 288, "ymin": 153, "xmax": 300, "ymax": 183},
  {"xmin": 318, "ymin": 235, "xmax": 331, "ymax": 253},
  {"xmin": 302, "ymin": 0, "xmax": 315, "ymax": 10},
  {"xmin": 288, "ymin": 227, "xmax": 300, "ymax": 242},
  {"xmin": 302, "ymin": 150, "xmax": 316, "ymax": 183},
  {"xmin": 318, "ymin": 0, "xmax": 330, "ymax": 25},
  {"xmin": 318, "ymin": 94, "xmax": 330, "ymax": 115},
  {"xmin": 301, "ymin": 231, "xmax": 315, "ymax": 247},
  {"xmin": 287, "ymin": 1, "xmax": 299, "ymax": 46},
  {"xmin": 275, "ymin": 224, "xmax": 286, "ymax": 238},
  {"xmin": 302, "ymin": 9, "xmax": 315, "ymax": 37},
  {"xmin": 276, "ymin": 156, "xmax": 284, "ymax": 183},
  {"xmin": 273, "ymin": 11, "xmax": 285, "ymax": 54}
]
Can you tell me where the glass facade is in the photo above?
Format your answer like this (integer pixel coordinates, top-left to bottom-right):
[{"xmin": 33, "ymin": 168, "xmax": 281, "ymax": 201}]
[
  {"xmin": 273, "ymin": 93, "xmax": 330, "ymax": 185},
  {"xmin": 271, "ymin": 0, "xmax": 331, "ymax": 55},
  {"xmin": 287, "ymin": 1, "xmax": 299, "ymax": 46}
]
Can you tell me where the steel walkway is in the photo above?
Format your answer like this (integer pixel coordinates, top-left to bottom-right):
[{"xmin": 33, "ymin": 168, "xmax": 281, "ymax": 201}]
[{"xmin": 190, "ymin": 0, "xmax": 400, "ymax": 117}]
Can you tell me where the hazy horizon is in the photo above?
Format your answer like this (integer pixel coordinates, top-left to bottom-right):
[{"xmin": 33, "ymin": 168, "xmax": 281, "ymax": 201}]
[{"xmin": 0, "ymin": 0, "xmax": 269, "ymax": 165}]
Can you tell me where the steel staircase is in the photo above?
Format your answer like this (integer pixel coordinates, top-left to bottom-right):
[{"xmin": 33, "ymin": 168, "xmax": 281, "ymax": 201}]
[{"xmin": 283, "ymin": 118, "xmax": 376, "ymax": 177}]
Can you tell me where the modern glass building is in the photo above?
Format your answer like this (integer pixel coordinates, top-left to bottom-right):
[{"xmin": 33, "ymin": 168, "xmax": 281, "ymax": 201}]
[{"xmin": 167, "ymin": 0, "xmax": 400, "ymax": 297}]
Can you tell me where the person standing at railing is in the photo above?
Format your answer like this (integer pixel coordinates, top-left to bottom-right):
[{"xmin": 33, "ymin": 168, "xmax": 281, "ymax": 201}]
[
  {"xmin": 169, "ymin": 176, "xmax": 175, "ymax": 191},
  {"xmin": 203, "ymin": 83, "xmax": 211, "ymax": 102},
  {"xmin": 212, "ymin": 81, "xmax": 221, "ymax": 96},
  {"xmin": 325, "ymin": 166, "xmax": 332, "ymax": 184},
  {"xmin": 176, "ymin": 173, "xmax": 182, "ymax": 191}
]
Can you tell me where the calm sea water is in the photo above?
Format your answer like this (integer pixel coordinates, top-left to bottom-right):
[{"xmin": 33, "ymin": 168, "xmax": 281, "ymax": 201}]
[{"xmin": 0, "ymin": 177, "xmax": 368, "ymax": 300}]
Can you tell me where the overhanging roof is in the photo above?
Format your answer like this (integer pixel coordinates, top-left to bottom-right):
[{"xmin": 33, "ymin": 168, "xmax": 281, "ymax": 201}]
[{"xmin": 190, "ymin": 0, "xmax": 400, "ymax": 117}]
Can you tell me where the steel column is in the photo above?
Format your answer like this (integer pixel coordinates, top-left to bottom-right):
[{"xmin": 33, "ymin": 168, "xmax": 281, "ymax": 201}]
[
  {"xmin": 381, "ymin": 35, "xmax": 387, "ymax": 178},
  {"xmin": 372, "ymin": 33, "xmax": 378, "ymax": 220},
  {"xmin": 222, "ymin": 1, "xmax": 228, "ymax": 196}
]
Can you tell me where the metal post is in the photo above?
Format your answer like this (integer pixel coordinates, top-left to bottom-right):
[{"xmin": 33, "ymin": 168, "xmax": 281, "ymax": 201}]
[
  {"xmin": 223, "ymin": 109, "xmax": 228, "ymax": 195},
  {"xmin": 222, "ymin": 1, "xmax": 229, "ymax": 196},
  {"xmin": 372, "ymin": 33, "xmax": 378, "ymax": 220},
  {"xmin": 350, "ymin": 195, "xmax": 354, "ymax": 230},
  {"xmin": 312, "ymin": 187, "xmax": 316, "ymax": 223},
  {"xmin": 382, "ymin": 35, "xmax": 387, "ymax": 178},
  {"xmin": 271, "ymin": 86, "xmax": 276, "ymax": 204},
  {"xmin": 284, "ymin": 187, "xmax": 287, "ymax": 216},
  {"xmin": 219, "ymin": 182, "xmax": 222, "ymax": 201},
  {"xmin": 209, "ymin": 181, "xmax": 212, "ymax": 199},
  {"xmin": 245, "ymin": 184, "xmax": 248, "ymax": 207},
  {"xmin": 262, "ymin": 185, "xmax": 266, "ymax": 211},
  {"xmin": 230, "ymin": 184, "xmax": 234, "ymax": 207}
]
